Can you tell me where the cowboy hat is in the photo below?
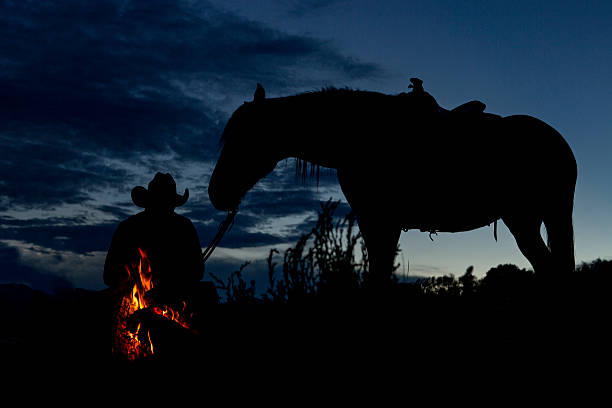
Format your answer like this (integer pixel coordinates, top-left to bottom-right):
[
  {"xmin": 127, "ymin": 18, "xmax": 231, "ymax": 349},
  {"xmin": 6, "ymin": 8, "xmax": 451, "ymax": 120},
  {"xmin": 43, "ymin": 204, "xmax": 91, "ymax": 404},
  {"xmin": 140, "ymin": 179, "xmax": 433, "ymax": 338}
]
[{"xmin": 131, "ymin": 172, "xmax": 189, "ymax": 209}]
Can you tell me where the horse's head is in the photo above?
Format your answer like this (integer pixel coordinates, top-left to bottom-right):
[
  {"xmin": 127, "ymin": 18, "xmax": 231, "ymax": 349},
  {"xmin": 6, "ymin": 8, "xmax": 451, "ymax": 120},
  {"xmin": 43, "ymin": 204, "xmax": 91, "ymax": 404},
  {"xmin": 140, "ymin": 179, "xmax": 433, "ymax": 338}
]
[{"xmin": 209, "ymin": 84, "xmax": 281, "ymax": 211}]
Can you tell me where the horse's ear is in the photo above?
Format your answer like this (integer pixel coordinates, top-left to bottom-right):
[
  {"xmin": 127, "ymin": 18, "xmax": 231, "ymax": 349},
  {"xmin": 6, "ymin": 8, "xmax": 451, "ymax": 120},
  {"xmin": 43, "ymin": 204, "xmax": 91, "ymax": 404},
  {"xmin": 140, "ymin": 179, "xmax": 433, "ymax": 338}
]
[{"xmin": 253, "ymin": 83, "xmax": 265, "ymax": 102}]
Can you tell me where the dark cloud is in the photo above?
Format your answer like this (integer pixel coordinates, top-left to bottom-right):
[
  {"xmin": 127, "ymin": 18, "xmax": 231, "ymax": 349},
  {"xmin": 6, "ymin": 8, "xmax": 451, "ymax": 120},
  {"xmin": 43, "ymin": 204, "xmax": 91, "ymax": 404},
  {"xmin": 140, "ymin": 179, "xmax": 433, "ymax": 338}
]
[
  {"xmin": 93, "ymin": 204, "xmax": 134, "ymax": 221},
  {"xmin": 241, "ymin": 187, "xmax": 350, "ymax": 218},
  {"xmin": 0, "ymin": 131, "xmax": 129, "ymax": 209},
  {"xmin": 281, "ymin": 0, "xmax": 349, "ymax": 17},
  {"xmin": 0, "ymin": 224, "xmax": 117, "ymax": 254},
  {"xmin": 0, "ymin": 242, "xmax": 73, "ymax": 292},
  {"xmin": 189, "ymin": 208, "xmax": 310, "ymax": 249},
  {"xmin": 0, "ymin": 207, "xmax": 308, "ymax": 255}
]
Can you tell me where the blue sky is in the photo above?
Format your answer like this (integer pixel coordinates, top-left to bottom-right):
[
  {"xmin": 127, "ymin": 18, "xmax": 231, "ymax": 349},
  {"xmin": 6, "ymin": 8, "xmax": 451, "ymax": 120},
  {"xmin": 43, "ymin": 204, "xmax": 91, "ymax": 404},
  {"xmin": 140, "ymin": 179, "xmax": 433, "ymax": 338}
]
[{"xmin": 1, "ymin": 0, "xmax": 610, "ymax": 292}]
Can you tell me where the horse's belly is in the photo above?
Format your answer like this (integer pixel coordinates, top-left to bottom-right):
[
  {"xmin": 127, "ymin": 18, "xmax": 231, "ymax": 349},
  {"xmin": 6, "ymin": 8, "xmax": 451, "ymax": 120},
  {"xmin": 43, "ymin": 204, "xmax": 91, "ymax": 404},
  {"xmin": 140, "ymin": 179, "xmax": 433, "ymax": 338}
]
[
  {"xmin": 400, "ymin": 189, "xmax": 502, "ymax": 233},
  {"xmin": 403, "ymin": 213, "xmax": 499, "ymax": 233}
]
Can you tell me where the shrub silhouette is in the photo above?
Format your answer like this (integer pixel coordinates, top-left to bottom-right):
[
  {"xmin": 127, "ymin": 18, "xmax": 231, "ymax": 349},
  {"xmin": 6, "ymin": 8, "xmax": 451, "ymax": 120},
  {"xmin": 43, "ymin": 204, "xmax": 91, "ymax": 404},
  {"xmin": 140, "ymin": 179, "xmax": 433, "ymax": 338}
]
[
  {"xmin": 210, "ymin": 262, "xmax": 256, "ymax": 304},
  {"xmin": 264, "ymin": 199, "xmax": 387, "ymax": 304}
]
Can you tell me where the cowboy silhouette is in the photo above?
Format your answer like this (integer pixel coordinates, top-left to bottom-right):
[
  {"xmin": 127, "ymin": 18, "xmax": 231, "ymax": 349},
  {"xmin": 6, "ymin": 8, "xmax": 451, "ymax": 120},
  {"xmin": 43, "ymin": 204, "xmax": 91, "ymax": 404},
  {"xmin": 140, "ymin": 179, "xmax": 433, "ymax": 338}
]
[{"xmin": 104, "ymin": 173, "xmax": 204, "ymax": 302}]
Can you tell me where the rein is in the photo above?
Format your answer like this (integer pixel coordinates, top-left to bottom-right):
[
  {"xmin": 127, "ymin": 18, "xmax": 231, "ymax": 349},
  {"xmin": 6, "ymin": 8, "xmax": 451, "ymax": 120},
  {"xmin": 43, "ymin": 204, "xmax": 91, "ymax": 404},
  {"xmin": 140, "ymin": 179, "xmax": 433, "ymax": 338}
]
[{"xmin": 202, "ymin": 209, "xmax": 238, "ymax": 264}]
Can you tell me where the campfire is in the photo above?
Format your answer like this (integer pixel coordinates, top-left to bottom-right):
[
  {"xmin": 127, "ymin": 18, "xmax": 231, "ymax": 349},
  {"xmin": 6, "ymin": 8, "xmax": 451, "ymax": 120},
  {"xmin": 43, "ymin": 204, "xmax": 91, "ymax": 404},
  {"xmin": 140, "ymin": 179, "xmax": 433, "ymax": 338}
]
[{"xmin": 113, "ymin": 248, "xmax": 194, "ymax": 360}]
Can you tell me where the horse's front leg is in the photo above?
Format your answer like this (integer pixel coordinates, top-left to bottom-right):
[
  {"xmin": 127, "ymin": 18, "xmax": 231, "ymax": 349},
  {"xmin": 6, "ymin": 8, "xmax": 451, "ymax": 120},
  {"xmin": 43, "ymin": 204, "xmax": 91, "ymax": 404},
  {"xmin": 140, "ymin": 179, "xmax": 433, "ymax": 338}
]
[
  {"xmin": 356, "ymin": 213, "xmax": 401, "ymax": 287},
  {"xmin": 337, "ymin": 168, "xmax": 401, "ymax": 288}
]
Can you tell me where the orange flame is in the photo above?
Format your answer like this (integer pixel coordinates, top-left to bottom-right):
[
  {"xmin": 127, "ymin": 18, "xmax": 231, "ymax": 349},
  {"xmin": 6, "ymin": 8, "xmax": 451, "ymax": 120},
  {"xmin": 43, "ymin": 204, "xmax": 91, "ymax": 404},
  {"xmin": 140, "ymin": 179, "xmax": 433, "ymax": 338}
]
[{"xmin": 113, "ymin": 248, "xmax": 193, "ymax": 361}]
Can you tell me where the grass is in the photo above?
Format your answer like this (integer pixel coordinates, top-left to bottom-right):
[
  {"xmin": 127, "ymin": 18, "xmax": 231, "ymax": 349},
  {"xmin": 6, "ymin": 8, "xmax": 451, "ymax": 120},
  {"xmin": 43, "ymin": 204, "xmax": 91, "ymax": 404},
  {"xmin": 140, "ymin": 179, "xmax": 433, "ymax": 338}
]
[{"xmin": 211, "ymin": 199, "xmax": 389, "ymax": 304}]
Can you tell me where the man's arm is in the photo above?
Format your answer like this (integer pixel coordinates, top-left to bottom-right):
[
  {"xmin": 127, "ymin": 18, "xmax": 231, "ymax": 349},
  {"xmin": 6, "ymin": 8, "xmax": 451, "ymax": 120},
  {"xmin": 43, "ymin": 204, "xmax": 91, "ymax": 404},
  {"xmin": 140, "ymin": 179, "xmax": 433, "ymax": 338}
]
[{"xmin": 103, "ymin": 222, "xmax": 130, "ymax": 287}]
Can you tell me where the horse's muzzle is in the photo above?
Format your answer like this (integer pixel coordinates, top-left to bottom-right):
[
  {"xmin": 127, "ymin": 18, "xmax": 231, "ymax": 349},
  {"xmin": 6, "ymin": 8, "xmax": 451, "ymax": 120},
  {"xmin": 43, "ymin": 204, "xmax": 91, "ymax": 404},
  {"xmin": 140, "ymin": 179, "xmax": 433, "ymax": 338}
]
[{"xmin": 208, "ymin": 183, "xmax": 240, "ymax": 212}]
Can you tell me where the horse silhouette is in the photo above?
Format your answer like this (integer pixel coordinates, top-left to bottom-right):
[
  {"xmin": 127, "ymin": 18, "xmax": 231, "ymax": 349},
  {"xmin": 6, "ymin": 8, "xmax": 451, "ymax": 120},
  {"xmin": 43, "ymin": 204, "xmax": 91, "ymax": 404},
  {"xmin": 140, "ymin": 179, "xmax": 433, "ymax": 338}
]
[{"xmin": 208, "ymin": 81, "xmax": 577, "ymax": 284}]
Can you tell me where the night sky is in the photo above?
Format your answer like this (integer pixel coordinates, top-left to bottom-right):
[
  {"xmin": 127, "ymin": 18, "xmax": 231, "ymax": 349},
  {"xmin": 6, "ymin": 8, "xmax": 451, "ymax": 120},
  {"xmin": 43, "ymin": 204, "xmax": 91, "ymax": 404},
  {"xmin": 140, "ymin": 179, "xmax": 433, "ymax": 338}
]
[{"xmin": 1, "ymin": 0, "xmax": 611, "ymax": 293}]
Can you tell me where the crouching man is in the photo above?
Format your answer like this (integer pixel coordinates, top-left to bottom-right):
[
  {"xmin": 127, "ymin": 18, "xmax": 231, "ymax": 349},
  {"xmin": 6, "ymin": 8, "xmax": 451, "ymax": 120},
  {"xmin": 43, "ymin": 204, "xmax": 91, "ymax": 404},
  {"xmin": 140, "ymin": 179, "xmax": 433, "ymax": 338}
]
[{"xmin": 104, "ymin": 172, "xmax": 204, "ymax": 306}]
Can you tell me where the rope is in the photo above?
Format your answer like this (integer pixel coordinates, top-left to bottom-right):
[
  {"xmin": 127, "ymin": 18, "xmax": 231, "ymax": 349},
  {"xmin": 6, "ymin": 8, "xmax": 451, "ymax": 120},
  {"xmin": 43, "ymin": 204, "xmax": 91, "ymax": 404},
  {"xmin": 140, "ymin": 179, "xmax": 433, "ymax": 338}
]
[{"xmin": 202, "ymin": 209, "xmax": 237, "ymax": 264}]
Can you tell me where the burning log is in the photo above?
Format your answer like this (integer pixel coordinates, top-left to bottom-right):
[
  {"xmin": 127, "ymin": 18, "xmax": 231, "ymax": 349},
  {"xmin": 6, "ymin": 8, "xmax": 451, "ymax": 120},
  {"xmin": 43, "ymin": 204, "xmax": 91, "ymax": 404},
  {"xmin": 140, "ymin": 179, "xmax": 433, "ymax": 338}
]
[{"xmin": 113, "ymin": 248, "xmax": 199, "ymax": 361}]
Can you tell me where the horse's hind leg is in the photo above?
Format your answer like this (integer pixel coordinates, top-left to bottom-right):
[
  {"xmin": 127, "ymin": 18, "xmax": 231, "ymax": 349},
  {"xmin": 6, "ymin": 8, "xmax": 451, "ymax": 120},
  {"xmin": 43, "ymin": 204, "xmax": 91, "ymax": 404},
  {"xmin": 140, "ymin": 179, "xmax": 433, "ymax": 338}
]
[
  {"xmin": 503, "ymin": 215, "xmax": 552, "ymax": 274},
  {"xmin": 543, "ymin": 197, "xmax": 575, "ymax": 275}
]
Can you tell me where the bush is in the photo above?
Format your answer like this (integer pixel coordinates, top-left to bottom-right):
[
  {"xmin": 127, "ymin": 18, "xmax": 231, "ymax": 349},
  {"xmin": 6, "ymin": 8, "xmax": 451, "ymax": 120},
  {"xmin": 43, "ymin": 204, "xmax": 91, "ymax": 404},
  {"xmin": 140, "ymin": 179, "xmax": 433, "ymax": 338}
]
[
  {"xmin": 210, "ymin": 262, "xmax": 257, "ymax": 304},
  {"xmin": 264, "ymin": 199, "xmax": 373, "ymax": 303}
]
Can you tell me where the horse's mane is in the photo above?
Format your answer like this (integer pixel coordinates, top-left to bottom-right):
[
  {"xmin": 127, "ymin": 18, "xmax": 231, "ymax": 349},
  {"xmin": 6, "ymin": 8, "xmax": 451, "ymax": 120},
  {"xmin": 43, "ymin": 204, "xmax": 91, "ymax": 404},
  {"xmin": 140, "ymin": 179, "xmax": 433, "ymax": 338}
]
[
  {"xmin": 220, "ymin": 87, "xmax": 372, "ymax": 140},
  {"xmin": 295, "ymin": 157, "xmax": 321, "ymax": 186},
  {"xmin": 292, "ymin": 88, "xmax": 359, "ymax": 185}
]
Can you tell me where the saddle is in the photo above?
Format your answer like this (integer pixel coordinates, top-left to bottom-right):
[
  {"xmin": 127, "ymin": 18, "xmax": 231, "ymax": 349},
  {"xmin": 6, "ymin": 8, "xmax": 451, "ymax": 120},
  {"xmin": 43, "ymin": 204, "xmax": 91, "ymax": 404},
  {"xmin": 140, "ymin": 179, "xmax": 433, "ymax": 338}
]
[{"xmin": 407, "ymin": 77, "xmax": 487, "ymax": 115}]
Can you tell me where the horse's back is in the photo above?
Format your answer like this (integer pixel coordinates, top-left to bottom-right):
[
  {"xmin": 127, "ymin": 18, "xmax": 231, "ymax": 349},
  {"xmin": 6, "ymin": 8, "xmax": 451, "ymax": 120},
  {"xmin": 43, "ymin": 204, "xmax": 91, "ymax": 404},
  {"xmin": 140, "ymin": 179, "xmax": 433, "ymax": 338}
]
[
  {"xmin": 500, "ymin": 115, "xmax": 577, "ymax": 191},
  {"xmin": 391, "ymin": 113, "xmax": 575, "ymax": 192},
  {"xmin": 502, "ymin": 115, "xmax": 575, "ymax": 163}
]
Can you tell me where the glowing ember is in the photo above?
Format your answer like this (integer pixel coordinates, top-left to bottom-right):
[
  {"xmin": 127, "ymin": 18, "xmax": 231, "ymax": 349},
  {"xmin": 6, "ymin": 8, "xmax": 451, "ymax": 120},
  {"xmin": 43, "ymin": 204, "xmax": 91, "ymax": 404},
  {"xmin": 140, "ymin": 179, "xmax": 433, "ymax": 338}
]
[{"xmin": 113, "ymin": 248, "xmax": 193, "ymax": 360}]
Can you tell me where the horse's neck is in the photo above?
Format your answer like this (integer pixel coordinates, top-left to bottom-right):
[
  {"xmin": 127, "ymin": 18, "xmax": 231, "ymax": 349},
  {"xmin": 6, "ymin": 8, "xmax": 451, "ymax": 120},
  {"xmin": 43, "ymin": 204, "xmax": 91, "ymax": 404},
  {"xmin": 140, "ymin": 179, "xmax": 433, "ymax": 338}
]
[{"xmin": 269, "ymin": 96, "xmax": 358, "ymax": 169}]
